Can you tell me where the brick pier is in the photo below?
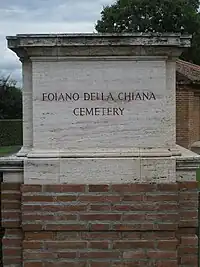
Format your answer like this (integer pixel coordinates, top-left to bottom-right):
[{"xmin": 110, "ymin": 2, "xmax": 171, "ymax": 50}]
[{"xmin": 1, "ymin": 182, "xmax": 198, "ymax": 267}]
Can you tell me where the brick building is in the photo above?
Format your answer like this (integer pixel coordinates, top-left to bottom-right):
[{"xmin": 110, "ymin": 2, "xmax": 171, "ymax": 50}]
[{"xmin": 176, "ymin": 59, "xmax": 200, "ymax": 153}]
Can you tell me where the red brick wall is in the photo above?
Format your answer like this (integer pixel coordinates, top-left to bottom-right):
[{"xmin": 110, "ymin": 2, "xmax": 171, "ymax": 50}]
[
  {"xmin": 1, "ymin": 182, "xmax": 199, "ymax": 267},
  {"xmin": 1, "ymin": 183, "xmax": 22, "ymax": 267},
  {"xmin": 176, "ymin": 84, "xmax": 200, "ymax": 149}
]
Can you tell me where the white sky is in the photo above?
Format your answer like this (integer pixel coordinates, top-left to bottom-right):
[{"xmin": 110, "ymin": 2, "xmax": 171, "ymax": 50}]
[{"xmin": 0, "ymin": 0, "xmax": 114, "ymax": 86}]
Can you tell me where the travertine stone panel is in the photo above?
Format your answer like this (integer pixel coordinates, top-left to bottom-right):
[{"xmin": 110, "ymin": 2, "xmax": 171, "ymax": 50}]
[
  {"xmin": 3, "ymin": 172, "xmax": 23, "ymax": 183},
  {"xmin": 59, "ymin": 158, "xmax": 141, "ymax": 184},
  {"xmin": 31, "ymin": 59, "xmax": 175, "ymax": 152},
  {"xmin": 24, "ymin": 158, "xmax": 60, "ymax": 184},
  {"xmin": 176, "ymin": 170, "xmax": 197, "ymax": 181},
  {"xmin": 24, "ymin": 157, "xmax": 176, "ymax": 184},
  {"xmin": 140, "ymin": 158, "xmax": 176, "ymax": 183}
]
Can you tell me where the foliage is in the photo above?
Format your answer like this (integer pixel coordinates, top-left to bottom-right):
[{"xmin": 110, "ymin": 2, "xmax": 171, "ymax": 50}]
[
  {"xmin": 0, "ymin": 76, "xmax": 22, "ymax": 119},
  {"xmin": 196, "ymin": 168, "xmax": 200, "ymax": 189},
  {"xmin": 95, "ymin": 0, "xmax": 200, "ymax": 64},
  {"xmin": 0, "ymin": 146, "xmax": 21, "ymax": 157},
  {"xmin": 181, "ymin": 25, "xmax": 200, "ymax": 64},
  {"xmin": 0, "ymin": 119, "xmax": 22, "ymax": 146}
]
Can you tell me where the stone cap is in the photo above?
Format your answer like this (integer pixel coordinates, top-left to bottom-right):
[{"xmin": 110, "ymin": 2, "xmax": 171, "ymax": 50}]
[
  {"xmin": 7, "ymin": 33, "xmax": 191, "ymax": 47},
  {"xmin": 6, "ymin": 33, "xmax": 192, "ymax": 59},
  {"xmin": 0, "ymin": 155, "xmax": 23, "ymax": 172}
]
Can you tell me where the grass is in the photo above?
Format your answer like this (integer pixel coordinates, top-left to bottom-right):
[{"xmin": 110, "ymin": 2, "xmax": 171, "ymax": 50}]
[{"xmin": 0, "ymin": 146, "xmax": 21, "ymax": 157}]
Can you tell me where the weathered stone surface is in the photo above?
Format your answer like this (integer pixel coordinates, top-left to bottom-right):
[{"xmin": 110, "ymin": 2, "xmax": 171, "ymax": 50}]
[
  {"xmin": 5, "ymin": 33, "xmax": 199, "ymax": 185},
  {"xmin": 31, "ymin": 59, "xmax": 174, "ymax": 152}
]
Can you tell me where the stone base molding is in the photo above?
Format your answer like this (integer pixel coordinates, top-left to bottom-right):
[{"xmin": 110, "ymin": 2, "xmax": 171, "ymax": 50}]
[{"xmin": 1, "ymin": 182, "xmax": 198, "ymax": 267}]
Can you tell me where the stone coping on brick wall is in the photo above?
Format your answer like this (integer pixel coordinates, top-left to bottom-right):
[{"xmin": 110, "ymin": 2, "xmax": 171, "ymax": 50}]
[
  {"xmin": 0, "ymin": 155, "xmax": 23, "ymax": 172},
  {"xmin": 176, "ymin": 145, "xmax": 200, "ymax": 161},
  {"xmin": 177, "ymin": 59, "xmax": 200, "ymax": 83},
  {"xmin": 191, "ymin": 141, "xmax": 200, "ymax": 154}
]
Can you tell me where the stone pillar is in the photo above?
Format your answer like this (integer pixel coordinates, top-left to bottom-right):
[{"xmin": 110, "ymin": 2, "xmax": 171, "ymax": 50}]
[{"xmin": 1, "ymin": 33, "xmax": 199, "ymax": 267}]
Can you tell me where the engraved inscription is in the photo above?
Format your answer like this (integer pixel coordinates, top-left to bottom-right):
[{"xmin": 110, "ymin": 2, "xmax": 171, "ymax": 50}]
[
  {"xmin": 42, "ymin": 91, "xmax": 156, "ymax": 116},
  {"xmin": 73, "ymin": 107, "xmax": 125, "ymax": 116}
]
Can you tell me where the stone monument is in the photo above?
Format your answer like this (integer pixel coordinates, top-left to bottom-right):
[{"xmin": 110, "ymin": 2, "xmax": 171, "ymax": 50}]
[{"xmin": 1, "ymin": 33, "xmax": 199, "ymax": 267}]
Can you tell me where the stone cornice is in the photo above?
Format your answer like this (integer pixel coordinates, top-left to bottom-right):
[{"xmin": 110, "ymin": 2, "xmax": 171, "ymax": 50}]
[
  {"xmin": 6, "ymin": 33, "xmax": 191, "ymax": 60},
  {"xmin": 7, "ymin": 33, "xmax": 191, "ymax": 47}
]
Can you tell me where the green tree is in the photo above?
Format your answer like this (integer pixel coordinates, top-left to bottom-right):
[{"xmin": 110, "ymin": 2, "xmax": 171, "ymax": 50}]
[
  {"xmin": 181, "ymin": 21, "xmax": 200, "ymax": 64},
  {"xmin": 0, "ymin": 76, "xmax": 22, "ymax": 119},
  {"xmin": 95, "ymin": 0, "xmax": 200, "ymax": 64}
]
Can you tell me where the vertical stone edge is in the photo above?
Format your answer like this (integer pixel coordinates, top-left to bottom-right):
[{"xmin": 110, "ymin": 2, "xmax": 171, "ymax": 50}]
[{"xmin": 17, "ymin": 58, "xmax": 33, "ymax": 157}]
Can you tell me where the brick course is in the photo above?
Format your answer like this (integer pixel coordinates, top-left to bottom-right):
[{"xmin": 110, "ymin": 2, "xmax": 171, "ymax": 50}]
[
  {"xmin": 1, "ymin": 182, "xmax": 198, "ymax": 267},
  {"xmin": 1, "ymin": 183, "xmax": 22, "ymax": 267}
]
